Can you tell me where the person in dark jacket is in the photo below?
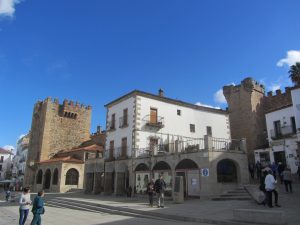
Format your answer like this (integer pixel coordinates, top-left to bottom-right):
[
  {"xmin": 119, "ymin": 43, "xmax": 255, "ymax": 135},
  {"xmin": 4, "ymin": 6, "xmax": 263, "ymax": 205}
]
[
  {"xmin": 147, "ymin": 178, "xmax": 155, "ymax": 207},
  {"xmin": 30, "ymin": 190, "xmax": 45, "ymax": 225},
  {"xmin": 154, "ymin": 175, "xmax": 166, "ymax": 208}
]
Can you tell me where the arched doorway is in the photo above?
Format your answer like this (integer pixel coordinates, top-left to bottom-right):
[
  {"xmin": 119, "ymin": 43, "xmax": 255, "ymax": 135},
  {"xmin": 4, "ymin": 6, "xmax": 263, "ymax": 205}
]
[
  {"xmin": 175, "ymin": 159, "xmax": 199, "ymax": 197},
  {"xmin": 135, "ymin": 163, "xmax": 150, "ymax": 194},
  {"xmin": 65, "ymin": 168, "xmax": 79, "ymax": 185},
  {"xmin": 152, "ymin": 161, "xmax": 172, "ymax": 196},
  {"xmin": 36, "ymin": 170, "xmax": 43, "ymax": 184},
  {"xmin": 44, "ymin": 169, "xmax": 51, "ymax": 189},
  {"xmin": 217, "ymin": 159, "xmax": 238, "ymax": 183},
  {"xmin": 52, "ymin": 168, "xmax": 59, "ymax": 185}
]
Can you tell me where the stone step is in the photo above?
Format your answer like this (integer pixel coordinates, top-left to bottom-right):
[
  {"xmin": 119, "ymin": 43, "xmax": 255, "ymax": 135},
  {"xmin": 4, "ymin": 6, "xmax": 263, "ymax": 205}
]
[{"xmin": 211, "ymin": 196, "xmax": 252, "ymax": 201}]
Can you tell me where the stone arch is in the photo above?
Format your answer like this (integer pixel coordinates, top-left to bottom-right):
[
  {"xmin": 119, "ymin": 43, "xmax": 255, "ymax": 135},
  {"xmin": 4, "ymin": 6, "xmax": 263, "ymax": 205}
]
[
  {"xmin": 36, "ymin": 169, "xmax": 43, "ymax": 184},
  {"xmin": 65, "ymin": 168, "xmax": 79, "ymax": 185},
  {"xmin": 153, "ymin": 161, "xmax": 171, "ymax": 171},
  {"xmin": 135, "ymin": 163, "xmax": 150, "ymax": 171},
  {"xmin": 44, "ymin": 169, "xmax": 51, "ymax": 189},
  {"xmin": 52, "ymin": 168, "xmax": 59, "ymax": 185},
  {"xmin": 217, "ymin": 159, "xmax": 238, "ymax": 183},
  {"xmin": 175, "ymin": 158, "xmax": 198, "ymax": 170}
]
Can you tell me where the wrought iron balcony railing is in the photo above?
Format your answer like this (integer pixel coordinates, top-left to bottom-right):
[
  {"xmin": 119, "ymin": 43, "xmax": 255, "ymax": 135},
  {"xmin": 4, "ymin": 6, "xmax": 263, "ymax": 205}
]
[
  {"xmin": 144, "ymin": 115, "xmax": 164, "ymax": 129},
  {"xmin": 270, "ymin": 126, "xmax": 296, "ymax": 140}
]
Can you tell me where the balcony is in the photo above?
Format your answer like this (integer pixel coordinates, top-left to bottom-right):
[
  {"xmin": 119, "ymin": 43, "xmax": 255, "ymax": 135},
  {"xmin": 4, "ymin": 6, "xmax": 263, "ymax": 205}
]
[
  {"xmin": 106, "ymin": 121, "xmax": 116, "ymax": 132},
  {"xmin": 144, "ymin": 115, "xmax": 164, "ymax": 129},
  {"xmin": 270, "ymin": 126, "xmax": 296, "ymax": 140},
  {"xmin": 115, "ymin": 146, "xmax": 129, "ymax": 160},
  {"xmin": 119, "ymin": 117, "xmax": 128, "ymax": 128}
]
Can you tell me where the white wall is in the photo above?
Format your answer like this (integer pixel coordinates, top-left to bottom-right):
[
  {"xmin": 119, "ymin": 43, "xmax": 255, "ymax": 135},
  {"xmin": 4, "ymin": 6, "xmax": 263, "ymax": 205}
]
[
  {"xmin": 136, "ymin": 95, "xmax": 230, "ymax": 149},
  {"xmin": 105, "ymin": 97, "xmax": 135, "ymax": 158},
  {"xmin": 265, "ymin": 105, "xmax": 299, "ymax": 173},
  {"xmin": 0, "ymin": 153, "xmax": 12, "ymax": 180},
  {"xmin": 265, "ymin": 106, "xmax": 295, "ymax": 141}
]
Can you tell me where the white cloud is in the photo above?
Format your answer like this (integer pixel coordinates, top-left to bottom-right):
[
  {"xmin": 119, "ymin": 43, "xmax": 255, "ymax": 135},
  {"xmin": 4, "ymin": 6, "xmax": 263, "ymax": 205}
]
[
  {"xmin": 263, "ymin": 76, "xmax": 293, "ymax": 93},
  {"xmin": 0, "ymin": 0, "xmax": 22, "ymax": 18},
  {"xmin": 195, "ymin": 102, "xmax": 220, "ymax": 109},
  {"xmin": 214, "ymin": 89, "xmax": 227, "ymax": 104},
  {"xmin": 277, "ymin": 50, "xmax": 300, "ymax": 67}
]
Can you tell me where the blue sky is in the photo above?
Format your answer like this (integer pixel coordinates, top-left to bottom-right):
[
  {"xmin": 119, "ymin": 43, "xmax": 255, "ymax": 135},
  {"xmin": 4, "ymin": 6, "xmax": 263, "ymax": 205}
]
[{"xmin": 0, "ymin": 0, "xmax": 300, "ymax": 149}]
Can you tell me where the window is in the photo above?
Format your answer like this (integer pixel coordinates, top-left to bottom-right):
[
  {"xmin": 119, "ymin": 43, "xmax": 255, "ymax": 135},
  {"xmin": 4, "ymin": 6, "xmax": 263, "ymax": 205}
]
[
  {"xmin": 291, "ymin": 117, "xmax": 296, "ymax": 134},
  {"xmin": 109, "ymin": 140, "xmax": 114, "ymax": 159},
  {"xmin": 150, "ymin": 108, "xmax": 158, "ymax": 124},
  {"xmin": 177, "ymin": 109, "xmax": 181, "ymax": 116},
  {"xmin": 0, "ymin": 156, "xmax": 3, "ymax": 163},
  {"xmin": 65, "ymin": 168, "xmax": 79, "ymax": 185},
  {"xmin": 36, "ymin": 170, "xmax": 43, "ymax": 184},
  {"xmin": 123, "ymin": 109, "xmax": 128, "ymax": 126},
  {"xmin": 274, "ymin": 120, "xmax": 281, "ymax": 137},
  {"xmin": 0, "ymin": 165, "xmax": 2, "ymax": 171},
  {"xmin": 190, "ymin": 124, "xmax": 195, "ymax": 133},
  {"xmin": 111, "ymin": 114, "xmax": 115, "ymax": 129},
  {"xmin": 52, "ymin": 168, "xmax": 59, "ymax": 185},
  {"xmin": 206, "ymin": 126, "xmax": 212, "ymax": 136},
  {"xmin": 121, "ymin": 137, "xmax": 127, "ymax": 157}
]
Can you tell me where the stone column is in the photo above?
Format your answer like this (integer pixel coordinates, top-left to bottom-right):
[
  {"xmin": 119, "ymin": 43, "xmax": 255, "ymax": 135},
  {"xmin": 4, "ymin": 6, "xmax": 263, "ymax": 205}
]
[{"xmin": 204, "ymin": 135, "xmax": 213, "ymax": 151}]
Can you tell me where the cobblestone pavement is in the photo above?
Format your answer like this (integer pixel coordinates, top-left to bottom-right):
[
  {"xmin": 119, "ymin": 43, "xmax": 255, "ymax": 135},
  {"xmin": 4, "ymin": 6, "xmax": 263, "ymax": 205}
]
[{"xmin": 1, "ymin": 179, "xmax": 299, "ymax": 225}]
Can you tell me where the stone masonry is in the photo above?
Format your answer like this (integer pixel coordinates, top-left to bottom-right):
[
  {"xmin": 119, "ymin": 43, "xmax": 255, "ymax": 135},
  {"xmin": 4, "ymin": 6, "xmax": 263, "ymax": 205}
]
[
  {"xmin": 24, "ymin": 97, "xmax": 92, "ymax": 187},
  {"xmin": 223, "ymin": 77, "xmax": 294, "ymax": 163}
]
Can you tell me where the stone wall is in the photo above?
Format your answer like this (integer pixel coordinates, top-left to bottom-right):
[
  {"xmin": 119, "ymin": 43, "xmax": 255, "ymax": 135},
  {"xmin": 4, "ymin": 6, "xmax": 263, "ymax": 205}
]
[
  {"xmin": 223, "ymin": 78, "xmax": 267, "ymax": 162},
  {"xmin": 25, "ymin": 97, "xmax": 92, "ymax": 188}
]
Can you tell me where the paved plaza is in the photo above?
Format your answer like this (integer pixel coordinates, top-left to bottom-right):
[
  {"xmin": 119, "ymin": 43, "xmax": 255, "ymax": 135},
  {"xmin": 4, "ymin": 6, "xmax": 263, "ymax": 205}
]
[{"xmin": 1, "ymin": 180, "xmax": 300, "ymax": 225}]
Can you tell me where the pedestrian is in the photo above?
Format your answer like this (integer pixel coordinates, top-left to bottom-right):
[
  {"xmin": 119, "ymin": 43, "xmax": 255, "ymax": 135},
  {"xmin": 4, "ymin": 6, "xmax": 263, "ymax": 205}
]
[
  {"xmin": 256, "ymin": 161, "xmax": 262, "ymax": 180},
  {"xmin": 19, "ymin": 187, "xmax": 32, "ymax": 225},
  {"xmin": 259, "ymin": 170, "xmax": 268, "ymax": 206},
  {"xmin": 154, "ymin": 175, "xmax": 166, "ymax": 208},
  {"xmin": 265, "ymin": 170, "xmax": 280, "ymax": 208},
  {"xmin": 271, "ymin": 162, "xmax": 278, "ymax": 180},
  {"xmin": 30, "ymin": 190, "xmax": 45, "ymax": 225},
  {"xmin": 147, "ymin": 178, "xmax": 155, "ymax": 207},
  {"xmin": 248, "ymin": 162, "xmax": 255, "ymax": 179},
  {"xmin": 277, "ymin": 162, "xmax": 284, "ymax": 184},
  {"xmin": 282, "ymin": 167, "xmax": 293, "ymax": 193},
  {"xmin": 5, "ymin": 189, "xmax": 11, "ymax": 201}
]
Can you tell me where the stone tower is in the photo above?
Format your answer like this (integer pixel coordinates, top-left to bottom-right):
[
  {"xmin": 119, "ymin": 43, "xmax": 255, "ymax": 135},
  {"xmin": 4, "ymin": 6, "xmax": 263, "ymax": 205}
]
[
  {"xmin": 223, "ymin": 78, "xmax": 268, "ymax": 162},
  {"xmin": 24, "ymin": 97, "xmax": 92, "ymax": 186}
]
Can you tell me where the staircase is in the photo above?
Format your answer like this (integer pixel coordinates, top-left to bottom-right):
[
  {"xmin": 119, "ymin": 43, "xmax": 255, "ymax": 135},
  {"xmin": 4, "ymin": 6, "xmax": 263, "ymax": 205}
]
[{"xmin": 211, "ymin": 187, "xmax": 252, "ymax": 201}]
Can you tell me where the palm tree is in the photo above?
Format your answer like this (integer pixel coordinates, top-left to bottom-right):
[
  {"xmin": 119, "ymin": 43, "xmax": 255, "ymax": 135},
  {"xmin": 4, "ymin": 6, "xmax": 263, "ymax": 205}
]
[{"xmin": 289, "ymin": 62, "xmax": 300, "ymax": 85}]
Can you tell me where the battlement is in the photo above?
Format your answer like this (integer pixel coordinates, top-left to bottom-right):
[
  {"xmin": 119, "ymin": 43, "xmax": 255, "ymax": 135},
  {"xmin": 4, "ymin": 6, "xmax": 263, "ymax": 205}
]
[
  {"xmin": 42, "ymin": 97, "xmax": 91, "ymax": 110},
  {"xmin": 264, "ymin": 87, "xmax": 292, "ymax": 113},
  {"xmin": 266, "ymin": 87, "xmax": 292, "ymax": 97},
  {"xmin": 223, "ymin": 77, "xmax": 265, "ymax": 99}
]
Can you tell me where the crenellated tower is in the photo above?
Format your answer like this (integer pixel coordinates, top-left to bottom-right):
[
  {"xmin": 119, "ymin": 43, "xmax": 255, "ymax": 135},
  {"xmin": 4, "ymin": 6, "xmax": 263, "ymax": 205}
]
[
  {"xmin": 223, "ymin": 78, "xmax": 267, "ymax": 162},
  {"xmin": 24, "ymin": 97, "xmax": 92, "ymax": 186}
]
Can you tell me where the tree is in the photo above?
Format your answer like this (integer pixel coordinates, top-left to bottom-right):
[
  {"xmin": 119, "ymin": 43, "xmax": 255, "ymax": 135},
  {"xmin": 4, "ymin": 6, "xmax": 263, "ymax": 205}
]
[{"xmin": 289, "ymin": 62, "xmax": 300, "ymax": 85}]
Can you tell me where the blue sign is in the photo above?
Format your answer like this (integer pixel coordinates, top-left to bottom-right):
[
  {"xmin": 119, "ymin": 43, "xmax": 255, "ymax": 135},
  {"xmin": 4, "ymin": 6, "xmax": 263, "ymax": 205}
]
[{"xmin": 201, "ymin": 168, "xmax": 209, "ymax": 177}]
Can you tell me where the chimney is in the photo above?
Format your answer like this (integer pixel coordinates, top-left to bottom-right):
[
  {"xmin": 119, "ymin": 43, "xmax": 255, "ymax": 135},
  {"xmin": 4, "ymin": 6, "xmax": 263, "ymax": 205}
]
[
  {"xmin": 97, "ymin": 125, "xmax": 101, "ymax": 133},
  {"xmin": 158, "ymin": 88, "xmax": 164, "ymax": 97}
]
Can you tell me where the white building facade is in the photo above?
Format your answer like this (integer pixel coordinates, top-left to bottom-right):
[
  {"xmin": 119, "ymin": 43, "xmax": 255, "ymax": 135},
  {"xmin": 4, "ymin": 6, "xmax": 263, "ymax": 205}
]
[
  {"xmin": 255, "ymin": 86, "xmax": 300, "ymax": 173},
  {"xmin": 11, "ymin": 134, "xmax": 29, "ymax": 189},
  {"xmin": 104, "ymin": 90, "xmax": 248, "ymax": 198},
  {"xmin": 0, "ymin": 148, "xmax": 13, "ymax": 181}
]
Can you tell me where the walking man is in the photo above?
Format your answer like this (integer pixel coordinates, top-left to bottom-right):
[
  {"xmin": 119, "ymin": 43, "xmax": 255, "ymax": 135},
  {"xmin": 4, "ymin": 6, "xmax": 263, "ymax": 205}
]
[
  {"xmin": 282, "ymin": 167, "xmax": 293, "ymax": 193},
  {"xmin": 265, "ymin": 170, "xmax": 280, "ymax": 208},
  {"xmin": 30, "ymin": 190, "xmax": 45, "ymax": 225},
  {"xmin": 147, "ymin": 178, "xmax": 155, "ymax": 207},
  {"xmin": 154, "ymin": 175, "xmax": 166, "ymax": 208}
]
